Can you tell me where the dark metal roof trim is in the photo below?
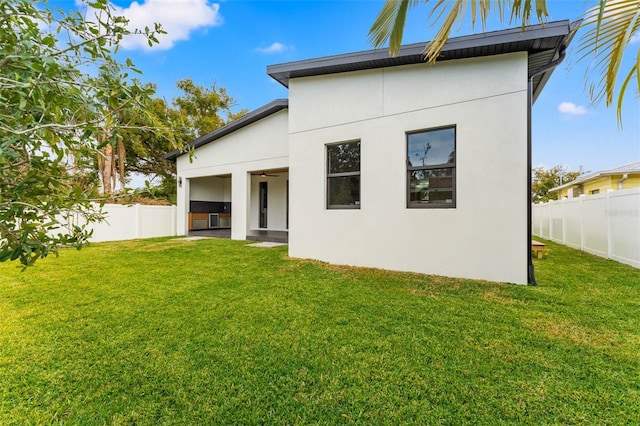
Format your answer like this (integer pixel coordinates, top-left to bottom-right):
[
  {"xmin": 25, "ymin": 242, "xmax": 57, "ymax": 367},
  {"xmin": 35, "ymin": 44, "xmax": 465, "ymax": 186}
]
[
  {"xmin": 164, "ymin": 98, "xmax": 288, "ymax": 161},
  {"xmin": 267, "ymin": 20, "xmax": 577, "ymax": 97},
  {"xmin": 529, "ymin": 20, "xmax": 581, "ymax": 103}
]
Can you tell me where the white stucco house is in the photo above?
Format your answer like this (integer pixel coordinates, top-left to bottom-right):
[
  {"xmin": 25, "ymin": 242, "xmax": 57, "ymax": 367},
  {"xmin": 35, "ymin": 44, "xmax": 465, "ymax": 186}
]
[{"xmin": 166, "ymin": 21, "xmax": 579, "ymax": 285}]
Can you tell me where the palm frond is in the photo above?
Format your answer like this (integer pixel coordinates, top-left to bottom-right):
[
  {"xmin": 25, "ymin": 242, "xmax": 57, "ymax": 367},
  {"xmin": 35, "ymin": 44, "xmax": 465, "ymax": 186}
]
[
  {"xmin": 370, "ymin": 0, "xmax": 548, "ymax": 63},
  {"xmin": 616, "ymin": 62, "xmax": 637, "ymax": 126},
  {"xmin": 511, "ymin": 0, "xmax": 549, "ymax": 27},
  {"xmin": 368, "ymin": 0, "xmax": 638, "ymax": 125},
  {"xmin": 535, "ymin": 0, "xmax": 549, "ymax": 21},
  {"xmin": 424, "ymin": 0, "xmax": 467, "ymax": 62},
  {"xmin": 637, "ymin": 43, "xmax": 640, "ymax": 99},
  {"xmin": 577, "ymin": 0, "xmax": 640, "ymax": 119},
  {"xmin": 368, "ymin": 0, "xmax": 419, "ymax": 55}
]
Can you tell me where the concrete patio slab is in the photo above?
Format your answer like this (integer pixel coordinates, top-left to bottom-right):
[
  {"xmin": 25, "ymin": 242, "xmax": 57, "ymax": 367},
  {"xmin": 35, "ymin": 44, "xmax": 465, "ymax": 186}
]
[
  {"xmin": 246, "ymin": 241, "xmax": 288, "ymax": 248},
  {"xmin": 176, "ymin": 236, "xmax": 213, "ymax": 241}
]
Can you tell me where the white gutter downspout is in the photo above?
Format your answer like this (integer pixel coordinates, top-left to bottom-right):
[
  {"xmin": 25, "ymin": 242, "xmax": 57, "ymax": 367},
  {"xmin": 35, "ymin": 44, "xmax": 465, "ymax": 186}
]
[{"xmin": 618, "ymin": 173, "xmax": 628, "ymax": 190}]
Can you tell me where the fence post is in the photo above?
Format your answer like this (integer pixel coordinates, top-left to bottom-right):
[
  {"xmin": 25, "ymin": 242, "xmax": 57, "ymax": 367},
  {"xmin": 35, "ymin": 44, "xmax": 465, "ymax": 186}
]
[
  {"xmin": 547, "ymin": 200, "xmax": 553, "ymax": 240},
  {"xmin": 561, "ymin": 198, "xmax": 566, "ymax": 245},
  {"xmin": 579, "ymin": 195, "xmax": 585, "ymax": 252},
  {"xmin": 606, "ymin": 189, "xmax": 613, "ymax": 259},
  {"xmin": 549, "ymin": 200, "xmax": 554, "ymax": 241},
  {"xmin": 171, "ymin": 205, "xmax": 177, "ymax": 237},
  {"xmin": 135, "ymin": 204, "xmax": 141, "ymax": 239},
  {"xmin": 540, "ymin": 203, "xmax": 545, "ymax": 238}
]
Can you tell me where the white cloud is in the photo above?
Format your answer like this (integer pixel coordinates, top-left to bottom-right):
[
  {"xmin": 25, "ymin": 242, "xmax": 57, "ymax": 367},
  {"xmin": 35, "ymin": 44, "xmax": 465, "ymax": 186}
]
[
  {"xmin": 98, "ymin": 0, "xmax": 223, "ymax": 51},
  {"xmin": 631, "ymin": 31, "xmax": 640, "ymax": 44},
  {"xmin": 558, "ymin": 102, "xmax": 588, "ymax": 116},
  {"xmin": 256, "ymin": 42, "xmax": 293, "ymax": 54}
]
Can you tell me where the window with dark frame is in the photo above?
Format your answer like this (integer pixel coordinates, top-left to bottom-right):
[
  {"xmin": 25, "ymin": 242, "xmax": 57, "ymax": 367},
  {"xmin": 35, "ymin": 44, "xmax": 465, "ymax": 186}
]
[
  {"xmin": 327, "ymin": 140, "xmax": 360, "ymax": 209},
  {"xmin": 407, "ymin": 126, "xmax": 456, "ymax": 208}
]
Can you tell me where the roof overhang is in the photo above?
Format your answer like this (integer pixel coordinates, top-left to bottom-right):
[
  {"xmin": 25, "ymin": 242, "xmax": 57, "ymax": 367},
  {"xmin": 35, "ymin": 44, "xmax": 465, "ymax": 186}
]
[
  {"xmin": 267, "ymin": 20, "xmax": 580, "ymax": 103},
  {"xmin": 550, "ymin": 168, "xmax": 640, "ymax": 193},
  {"xmin": 165, "ymin": 98, "xmax": 288, "ymax": 161},
  {"xmin": 550, "ymin": 179, "xmax": 590, "ymax": 193}
]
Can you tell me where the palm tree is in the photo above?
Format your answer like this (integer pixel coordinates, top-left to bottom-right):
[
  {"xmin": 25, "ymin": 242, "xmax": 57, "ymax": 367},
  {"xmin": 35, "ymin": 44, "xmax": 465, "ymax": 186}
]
[{"xmin": 369, "ymin": 0, "xmax": 639, "ymax": 124}]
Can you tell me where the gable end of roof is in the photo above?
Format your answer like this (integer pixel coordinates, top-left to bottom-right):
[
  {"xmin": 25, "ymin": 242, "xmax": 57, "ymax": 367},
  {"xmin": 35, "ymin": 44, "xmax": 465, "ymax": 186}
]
[{"xmin": 164, "ymin": 98, "xmax": 288, "ymax": 161}]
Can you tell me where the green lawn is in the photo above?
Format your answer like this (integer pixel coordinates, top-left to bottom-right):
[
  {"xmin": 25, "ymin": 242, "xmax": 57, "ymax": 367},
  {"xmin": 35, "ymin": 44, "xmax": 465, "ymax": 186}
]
[{"xmin": 1, "ymin": 238, "xmax": 638, "ymax": 424}]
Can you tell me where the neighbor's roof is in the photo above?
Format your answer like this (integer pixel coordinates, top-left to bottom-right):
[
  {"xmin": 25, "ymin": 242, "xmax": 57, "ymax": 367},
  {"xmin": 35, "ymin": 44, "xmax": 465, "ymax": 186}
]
[
  {"xmin": 550, "ymin": 161, "xmax": 640, "ymax": 192},
  {"xmin": 267, "ymin": 20, "xmax": 580, "ymax": 102},
  {"xmin": 164, "ymin": 98, "xmax": 288, "ymax": 161}
]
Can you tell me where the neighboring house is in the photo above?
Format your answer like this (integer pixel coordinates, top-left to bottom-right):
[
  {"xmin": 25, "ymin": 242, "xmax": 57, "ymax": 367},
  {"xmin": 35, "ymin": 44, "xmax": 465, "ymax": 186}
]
[
  {"xmin": 549, "ymin": 161, "xmax": 640, "ymax": 198},
  {"xmin": 166, "ymin": 20, "xmax": 579, "ymax": 285}
]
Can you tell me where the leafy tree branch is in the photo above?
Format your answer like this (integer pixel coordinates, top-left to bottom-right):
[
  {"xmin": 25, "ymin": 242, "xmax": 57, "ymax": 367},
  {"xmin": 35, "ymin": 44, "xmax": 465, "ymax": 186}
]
[{"xmin": 0, "ymin": 0, "xmax": 164, "ymax": 267}]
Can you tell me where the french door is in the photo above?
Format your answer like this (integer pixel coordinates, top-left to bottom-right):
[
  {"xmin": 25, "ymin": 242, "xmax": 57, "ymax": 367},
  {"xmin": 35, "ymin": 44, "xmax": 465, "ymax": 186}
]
[{"xmin": 259, "ymin": 181, "xmax": 268, "ymax": 228}]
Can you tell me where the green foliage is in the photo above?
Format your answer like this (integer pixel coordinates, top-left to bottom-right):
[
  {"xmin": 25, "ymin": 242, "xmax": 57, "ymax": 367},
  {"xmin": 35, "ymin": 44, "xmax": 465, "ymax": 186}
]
[
  {"xmin": 97, "ymin": 78, "xmax": 247, "ymax": 200},
  {"xmin": 108, "ymin": 78, "xmax": 247, "ymax": 201},
  {"xmin": 0, "ymin": 0, "xmax": 162, "ymax": 266},
  {"xmin": 115, "ymin": 91, "xmax": 189, "ymax": 198},
  {"xmin": 369, "ymin": 0, "xmax": 640, "ymax": 123},
  {"xmin": 173, "ymin": 78, "xmax": 248, "ymax": 137},
  {"xmin": 0, "ymin": 238, "xmax": 638, "ymax": 423},
  {"xmin": 532, "ymin": 165, "xmax": 583, "ymax": 202}
]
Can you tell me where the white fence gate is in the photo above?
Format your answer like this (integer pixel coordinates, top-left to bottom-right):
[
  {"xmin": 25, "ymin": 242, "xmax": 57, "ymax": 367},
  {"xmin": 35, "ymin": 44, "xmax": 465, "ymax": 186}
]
[{"xmin": 532, "ymin": 188, "xmax": 640, "ymax": 268}]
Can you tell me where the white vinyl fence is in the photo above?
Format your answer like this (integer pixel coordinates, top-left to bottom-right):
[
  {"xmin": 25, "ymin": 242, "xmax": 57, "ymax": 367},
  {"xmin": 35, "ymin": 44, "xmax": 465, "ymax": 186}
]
[
  {"xmin": 532, "ymin": 188, "xmax": 640, "ymax": 268},
  {"xmin": 63, "ymin": 203, "xmax": 177, "ymax": 242}
]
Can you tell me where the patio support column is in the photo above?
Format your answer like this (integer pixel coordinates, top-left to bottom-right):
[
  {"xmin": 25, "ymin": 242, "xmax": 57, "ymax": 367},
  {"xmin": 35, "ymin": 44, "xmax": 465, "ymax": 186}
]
[
  {"xmin": 176, "ymin": 176, "xmax": 190, "ymax": 236},
  {"xmin": 231, "ymin": 170, "xmax": 250, "ymax": 240}
]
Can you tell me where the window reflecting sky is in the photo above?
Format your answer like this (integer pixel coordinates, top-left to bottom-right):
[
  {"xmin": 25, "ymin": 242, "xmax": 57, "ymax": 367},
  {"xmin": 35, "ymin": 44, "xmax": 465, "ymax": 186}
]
[{"xmin": 408, "ymin": 128, "xmax": 455, "ymax": 167}]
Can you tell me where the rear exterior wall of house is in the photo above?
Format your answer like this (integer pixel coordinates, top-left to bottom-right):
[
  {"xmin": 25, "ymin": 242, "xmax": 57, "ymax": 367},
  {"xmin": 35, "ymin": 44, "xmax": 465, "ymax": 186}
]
[{"xmin": 287, "ymin": 52, "xmax": 529, "ymax": 284}]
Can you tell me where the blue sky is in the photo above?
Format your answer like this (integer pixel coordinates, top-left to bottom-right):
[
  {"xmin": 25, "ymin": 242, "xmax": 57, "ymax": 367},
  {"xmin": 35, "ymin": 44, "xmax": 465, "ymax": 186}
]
[{"xmin": 54, "ymin": 0, "xmax": 639, "ymax": 175}]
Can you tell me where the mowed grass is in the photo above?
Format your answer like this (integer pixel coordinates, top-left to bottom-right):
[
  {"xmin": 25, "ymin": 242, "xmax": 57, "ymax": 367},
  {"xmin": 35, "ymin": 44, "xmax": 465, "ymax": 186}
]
[{"xmin": 0, "ymin": 237, "xmax": 638, "ymax": 424}]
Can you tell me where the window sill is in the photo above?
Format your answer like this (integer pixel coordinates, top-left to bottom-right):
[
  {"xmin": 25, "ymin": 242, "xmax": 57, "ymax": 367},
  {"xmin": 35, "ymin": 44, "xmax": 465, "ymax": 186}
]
[
  {"xmin": 407, "ymin": 203, "xmax": 456, "ymax": 209},
  {"xmin": 327, "ymin": 205, "xmax": 361, "ymax": 210}
]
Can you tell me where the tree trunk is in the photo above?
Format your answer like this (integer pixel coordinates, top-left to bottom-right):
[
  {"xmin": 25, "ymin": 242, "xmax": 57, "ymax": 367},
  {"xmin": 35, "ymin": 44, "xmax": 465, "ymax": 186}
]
[
  {"xmin": 117, "ymin": 138, "xmax": 126, "ymax": 190},
  {"xmin": 102, "ymin": 143, "xmax": 113, "ymax": 195}
]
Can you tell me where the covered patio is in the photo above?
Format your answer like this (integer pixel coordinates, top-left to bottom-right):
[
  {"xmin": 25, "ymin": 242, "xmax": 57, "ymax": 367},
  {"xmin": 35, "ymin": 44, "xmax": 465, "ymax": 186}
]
[
  {"xmin": 169, "ymin": 99, "xmax": 290, "ymax": 245},
  {"xmin": 184, "ymin": 166, "xmax": 289, "ymax": 244}
]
